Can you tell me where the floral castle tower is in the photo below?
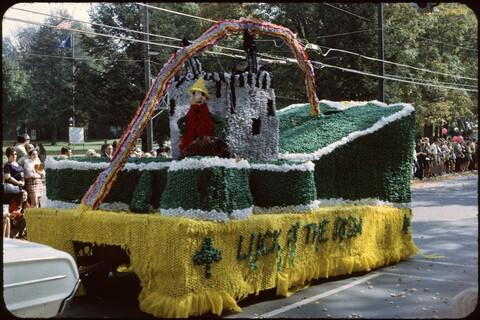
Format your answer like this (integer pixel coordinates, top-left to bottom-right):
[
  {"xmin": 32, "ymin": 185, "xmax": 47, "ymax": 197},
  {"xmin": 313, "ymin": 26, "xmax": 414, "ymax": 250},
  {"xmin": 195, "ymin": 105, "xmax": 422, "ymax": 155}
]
[{"xmin": 167, "ymin": 32, "xmax": 279, "ymax": 160}]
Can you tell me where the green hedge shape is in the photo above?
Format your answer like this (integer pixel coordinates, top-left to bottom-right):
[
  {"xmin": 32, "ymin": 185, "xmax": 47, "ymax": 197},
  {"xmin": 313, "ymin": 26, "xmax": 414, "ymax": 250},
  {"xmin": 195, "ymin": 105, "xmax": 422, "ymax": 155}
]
[
  {"xmin": 311, "ymin": 113, "xmax": 415, "ymax": 203},
  {"xmin": 279, "ymin": 102, "xmax": 405, "ymax": 154},
  {"xmin": 129, "ymin": 171, "xmax": 153, "ymax": 213},
  {"xmin": 46, "ymin": 164, "xmax": 169, "ymax": 206},
  {"xmin": 46, "ymin": 168, "xmax": 99, "ymax": 202},
  {"xmin": 249, "ymin": 160, "xmax": 316, "ymax": 208},
  {"xmin": 160, "ymin": 167, "xmax": 252, "ymax": 213},
  {"xmin": 278, "ymin": 103, "xmax": 415, "ymax": 203}
]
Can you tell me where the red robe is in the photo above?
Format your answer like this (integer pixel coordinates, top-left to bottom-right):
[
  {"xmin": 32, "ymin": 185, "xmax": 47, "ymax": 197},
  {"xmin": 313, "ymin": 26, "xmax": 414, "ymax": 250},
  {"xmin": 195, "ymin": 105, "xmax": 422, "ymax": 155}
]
[{"xmin": 179, "ymin": 103, "xmax": 214, "ymax": 152}]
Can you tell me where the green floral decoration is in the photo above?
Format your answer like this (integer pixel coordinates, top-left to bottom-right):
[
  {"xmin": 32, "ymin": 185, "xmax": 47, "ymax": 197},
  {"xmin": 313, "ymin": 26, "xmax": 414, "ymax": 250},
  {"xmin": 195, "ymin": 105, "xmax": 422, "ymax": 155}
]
[
  {"xmin": 193, "ymin": 238, "xmax": 222, "ymax": 278},
  {"xmin": 286, "ymin": 222, "xmax": 300, "ymax": 267},
  {"xmin": 129, "ymin": 171, "xmax": 153, "ymax": 213},
  {"xmin": 402, "ymin": 214, "xmax": 411, "ymax": 234},
  {"xmin": 279, "ymin": 103, "xmax": 415, "ymax": 203},
  {"xmin": 249, "ymin": 165, "xmax": 317, "ymax": 208},
  {"xmin": 332, "ymin": 216, "xmax": 362, "ymax": 241},
  {"xmin": 304, "ymin": 220, "xmax": 330, "ymax": 251},
  {"xmin": 237, "ymin": 230, "xmax": 281, "ymax": 271},
  {"xmin": 160, "ymin": 165, "xmax": 252, "ymax": 214}
]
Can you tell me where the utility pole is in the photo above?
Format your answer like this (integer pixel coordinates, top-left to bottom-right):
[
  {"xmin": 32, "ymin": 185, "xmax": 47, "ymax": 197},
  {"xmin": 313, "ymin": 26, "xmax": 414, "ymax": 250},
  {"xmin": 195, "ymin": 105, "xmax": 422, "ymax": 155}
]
[
  {"xmin": 72, "ymin": 33, "xmax": 76, "ymax": 127},
  {"xmin": 377, "ymin": 3, "xmax": 385, "ymax": 102},
  {"xmin": 143, "ymin": 5, "xmax": 153, "ymax": 152}
]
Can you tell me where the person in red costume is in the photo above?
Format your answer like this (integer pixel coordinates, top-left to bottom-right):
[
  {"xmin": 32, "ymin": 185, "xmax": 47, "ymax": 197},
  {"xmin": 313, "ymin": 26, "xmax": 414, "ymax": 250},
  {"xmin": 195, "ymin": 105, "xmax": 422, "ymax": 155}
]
[{"xmin": 178, "ymin": 77, "xmax": 226, "ymax": 156}]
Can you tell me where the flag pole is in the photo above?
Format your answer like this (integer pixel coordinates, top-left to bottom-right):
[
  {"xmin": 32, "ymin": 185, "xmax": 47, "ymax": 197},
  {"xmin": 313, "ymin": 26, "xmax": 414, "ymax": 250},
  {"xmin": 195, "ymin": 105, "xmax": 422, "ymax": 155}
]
[{"xmin": 72, "ymin": 33, "xmax": 75, "ymax": 127}]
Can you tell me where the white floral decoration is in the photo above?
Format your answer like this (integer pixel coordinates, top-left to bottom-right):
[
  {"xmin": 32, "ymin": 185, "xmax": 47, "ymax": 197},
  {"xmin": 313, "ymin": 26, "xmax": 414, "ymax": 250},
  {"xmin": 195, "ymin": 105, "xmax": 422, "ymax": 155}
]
[
  {"xmin": 250, "ymin": 161, "xmax": 314, "ymax": 172},
  {"xmin": 168, "ymin": 156, "xmax": 250, "ymax": 171},
  {"xmin": 45, "ymin": 156, "xmax": 171, "ymax": 171},
  {"xmin": 254, "ymin": 200, "xmax": 321, "ymax": 214},
  {"xmin": 159, "ymin": 206, "xmax": 253, "ymax": 222}
]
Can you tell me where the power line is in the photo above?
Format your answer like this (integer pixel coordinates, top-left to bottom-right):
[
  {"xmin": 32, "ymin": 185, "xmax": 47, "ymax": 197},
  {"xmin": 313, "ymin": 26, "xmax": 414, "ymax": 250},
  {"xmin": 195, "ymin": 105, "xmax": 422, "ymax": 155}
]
[
  {"xmin": 10, "ymin": 6, "xmax": 247, "ymax": 56},
  {"xmin": 256, "ymin": 51, "xmax": 478, "ymax": 92},
  {"xmin": 137, "ymin": 3, "xmax": 477, "ymax": 83},
  {"xmin": 314, "ymin": 28, "xmax": 379, "ymax": 39},
  {"xmin": 322, "ymin": 3, "xmax": 371, "ymax": 22},
  {"xmin": 16, "ymin": 51, "xmax": 169, "ymax": 64},
  {"xmin": 305, "ymin": 43, "xmax": 478, "ymax": 81},
  {"xmin": 259, "ymin": 52, "xmax": 473, "ymax": 92},
  {"xmin": 9, "ymin": 7, "xmax": 181, "ymax": 43},
  {"xmin": 135, "ymin": 2, "xmax": 216, "ymax": 23},
  {"xmin": 4, "ymin": 15, "xmax": 476, "ymax": 93},
  {"xmin": 384, "ymin": 73, "xmax": 478, "ymax": 89},
  {"xmin": 4, "ymin": 16, "xmax": 182, "ymax": 49},
  {"xmin": 2, "ymin": 16, "xmax": 278, "ymax": 64},
  {"xmin": 417, "ymin": 35, "xmax": 478, "ymax": 52},
  {"xmin": 383, "ymin": 32, "xmax": 478, "ymax": 53},
  {"xmin": 311, "ymin": 62, "xmax": 478, "ymax": 92}
]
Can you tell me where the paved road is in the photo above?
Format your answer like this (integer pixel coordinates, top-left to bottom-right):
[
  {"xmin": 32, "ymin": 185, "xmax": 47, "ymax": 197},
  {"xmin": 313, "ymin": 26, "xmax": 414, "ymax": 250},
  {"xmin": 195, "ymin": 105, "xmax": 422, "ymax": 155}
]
[{"xmin": 61, "ymin": 174, "xmax": 478, "ymax": 318}]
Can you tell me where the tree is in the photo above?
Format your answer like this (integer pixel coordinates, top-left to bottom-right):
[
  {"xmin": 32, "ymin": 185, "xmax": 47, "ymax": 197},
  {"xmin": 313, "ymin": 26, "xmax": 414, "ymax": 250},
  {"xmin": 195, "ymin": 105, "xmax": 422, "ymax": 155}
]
[
  {"xmin": 251, "ymin": 3, "xmax": 379, "ymax": 107},
  {"xmin": 2, "ymin": 38, "xmax": 30, "ymax": 139},
  {"xmin": 384, "ymin": 3, "xmax": 477, "ymax": 137},
  {"xmin": 4, "ymin": 3, "xmax": 476, "ymax": 142},
  {"xmin": 13, "ymin": 14, "xmax": 80, "ymax": 145}
]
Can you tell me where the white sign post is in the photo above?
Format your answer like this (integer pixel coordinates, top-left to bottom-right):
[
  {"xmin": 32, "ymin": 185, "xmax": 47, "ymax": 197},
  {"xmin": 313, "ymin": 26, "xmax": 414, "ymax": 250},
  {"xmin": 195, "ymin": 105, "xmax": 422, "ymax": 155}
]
[
  {"xmin": 30, "ymin": 129, "xmax": 37, "ymax": 141},
  {"xmin": 69, "ymin": 127, "xmax": 85, "ymax": 144}
]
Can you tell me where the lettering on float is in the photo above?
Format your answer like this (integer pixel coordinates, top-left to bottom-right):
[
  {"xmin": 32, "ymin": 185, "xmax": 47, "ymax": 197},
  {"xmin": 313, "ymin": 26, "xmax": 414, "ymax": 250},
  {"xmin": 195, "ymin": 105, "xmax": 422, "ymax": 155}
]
[{"xmin": 236, "ymin": 215, "xmax": 363, "ymax": 270}]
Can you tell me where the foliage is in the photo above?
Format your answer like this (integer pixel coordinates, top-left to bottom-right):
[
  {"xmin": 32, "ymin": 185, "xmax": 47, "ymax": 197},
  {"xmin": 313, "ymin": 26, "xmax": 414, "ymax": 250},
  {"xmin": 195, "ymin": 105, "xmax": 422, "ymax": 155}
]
[
  {"xmin": 2, "ymin": 3, "xmax": 477, "ymax": 141},
  {"xmin": 384, "ymin": 3, "xmax": 477, "ymax": 135},
  {"xmin": 2, "ymin": 39, "xmax": 30, "ymax": 138}
]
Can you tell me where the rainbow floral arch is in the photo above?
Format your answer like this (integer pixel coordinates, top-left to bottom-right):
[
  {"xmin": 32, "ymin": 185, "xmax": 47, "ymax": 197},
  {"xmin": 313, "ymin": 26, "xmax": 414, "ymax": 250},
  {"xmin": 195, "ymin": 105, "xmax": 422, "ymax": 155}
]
[{"xmin": 81, "ymin": 18, "xmax": 319, "ymax": 209}]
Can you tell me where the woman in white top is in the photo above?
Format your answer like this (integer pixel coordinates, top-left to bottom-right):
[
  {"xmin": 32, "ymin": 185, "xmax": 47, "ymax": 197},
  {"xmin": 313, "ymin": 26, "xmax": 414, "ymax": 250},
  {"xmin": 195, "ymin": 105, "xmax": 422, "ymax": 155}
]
[
  {"xmin": 23, "ymin": 149, "xmax": 45, "ymax": 208},
  {"xmin": 17, "ymin": 144, "xmax": 36, "ymax": 167}
]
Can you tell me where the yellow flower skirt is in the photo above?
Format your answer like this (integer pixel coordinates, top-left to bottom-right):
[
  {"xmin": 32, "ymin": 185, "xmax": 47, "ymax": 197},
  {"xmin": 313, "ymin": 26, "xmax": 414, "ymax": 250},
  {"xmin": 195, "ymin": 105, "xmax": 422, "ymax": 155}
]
[{"xmin": 26, "ymin": 206, "xmax": 416, "ymax": 318}]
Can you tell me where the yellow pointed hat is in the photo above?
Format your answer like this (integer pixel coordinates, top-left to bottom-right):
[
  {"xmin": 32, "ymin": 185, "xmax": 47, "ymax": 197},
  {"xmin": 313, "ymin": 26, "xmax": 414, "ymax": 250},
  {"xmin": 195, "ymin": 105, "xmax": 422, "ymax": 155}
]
[{"xmin": 188, "ymin": 77, "xmax": 210, "ymax": 99}]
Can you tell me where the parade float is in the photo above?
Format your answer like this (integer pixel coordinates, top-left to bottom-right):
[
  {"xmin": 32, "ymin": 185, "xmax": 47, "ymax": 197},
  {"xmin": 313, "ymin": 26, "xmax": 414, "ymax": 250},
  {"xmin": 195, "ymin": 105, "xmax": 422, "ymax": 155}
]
[{"xmin": 26, "ymin": 18, "xmax": 417, "ymax": 318}]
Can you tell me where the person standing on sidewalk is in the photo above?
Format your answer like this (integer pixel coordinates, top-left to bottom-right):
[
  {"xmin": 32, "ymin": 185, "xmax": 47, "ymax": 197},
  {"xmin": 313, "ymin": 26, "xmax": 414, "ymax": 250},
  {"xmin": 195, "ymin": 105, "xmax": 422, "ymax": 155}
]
[
  {"xmin": 14, "ymin": 134, "xmax": 30, "ymax": 159},
  {"xmin": 23, "ymin": 149, "xmax": 45, "ymax": 208}
]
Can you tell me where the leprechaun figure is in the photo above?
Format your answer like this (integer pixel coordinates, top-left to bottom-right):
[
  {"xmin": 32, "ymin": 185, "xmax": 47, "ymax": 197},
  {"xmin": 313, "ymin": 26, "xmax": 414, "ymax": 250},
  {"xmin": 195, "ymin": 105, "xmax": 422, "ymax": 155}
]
[{"xmin": 178, "ymin": 77, "xmax": 227, "ymax": 157}]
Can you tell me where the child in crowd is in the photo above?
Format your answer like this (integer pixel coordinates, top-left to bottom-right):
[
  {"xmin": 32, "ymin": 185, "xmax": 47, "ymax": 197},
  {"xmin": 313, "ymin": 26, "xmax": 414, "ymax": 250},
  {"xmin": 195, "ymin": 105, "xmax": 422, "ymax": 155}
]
[{"xmin": 8, "ymin": 190, "xmax": 29, "ymax": 239}]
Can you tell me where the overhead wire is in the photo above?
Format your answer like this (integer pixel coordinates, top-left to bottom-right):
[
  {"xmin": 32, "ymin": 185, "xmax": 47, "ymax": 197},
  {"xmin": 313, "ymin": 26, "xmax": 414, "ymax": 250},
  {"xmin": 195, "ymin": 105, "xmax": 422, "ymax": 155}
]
[
  {"xmin": 138, "ymin": 2, "xmax": 477, "ymax": 83},
  {"xmin": 2, "ymin": 16, "xmax": 281, "ymax": 64},
  {"xmin": 4, "ymin": 8, "xmax": 477, "ymax": 93},
  {"xmin": 15, "ymin": 51, "xmax": 169, "ymax": 65},
  {"xmin": 384, "ymin": 74, "xmax": 478, "ymax": 89},
  {"xmin": 320, "ymin": 3, "xmax": 476, "ymax": 52},
  {"xmin": 134, "ymin": 2, "xmax": 216, "ymax": 23},
  {"xmin": 9, "ymin": 7, "xmax": 180, "ymax": 42},
  {"xmin": 255, "ymin": 51, "xmax": 478, "ymax": 92},
  {"xmin": 8, "ymin": 6, "xmax": 246, "ymax": 56},
  {"xmin": 322, "ymin": 3, "xmax": 371, "ymax": 22},
  {"xmin": 416, "ymin": 35, "xmax": 478, "ymax": 52},
  {"xmin": 305, "ymin": 43, "xmax": 478, "ymax": 81},
  {"xmin": 312, "ymin": 62, "xmax": 478, "ymax": 92},
  {"xmin": 314, "ymin": 28, "xmax": 379, "ymax": 39}
]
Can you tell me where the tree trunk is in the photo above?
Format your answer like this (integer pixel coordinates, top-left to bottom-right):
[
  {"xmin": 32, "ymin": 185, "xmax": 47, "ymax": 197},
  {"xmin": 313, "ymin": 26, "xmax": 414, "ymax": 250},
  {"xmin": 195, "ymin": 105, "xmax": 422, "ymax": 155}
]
[
  {"xmin": 423, "ymin": 123, "xmax": 433, "ymax": 140},
  {"xmin": 51, "ymin": 123, "xmax": 57, "ymax": 146}
]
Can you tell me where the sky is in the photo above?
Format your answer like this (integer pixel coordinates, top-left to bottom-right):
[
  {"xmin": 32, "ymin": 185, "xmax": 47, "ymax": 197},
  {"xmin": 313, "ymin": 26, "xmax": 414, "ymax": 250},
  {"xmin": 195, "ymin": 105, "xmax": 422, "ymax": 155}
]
[{"xmin": 2, "ymin": 2, "xmax": 93, "ymax": 40}]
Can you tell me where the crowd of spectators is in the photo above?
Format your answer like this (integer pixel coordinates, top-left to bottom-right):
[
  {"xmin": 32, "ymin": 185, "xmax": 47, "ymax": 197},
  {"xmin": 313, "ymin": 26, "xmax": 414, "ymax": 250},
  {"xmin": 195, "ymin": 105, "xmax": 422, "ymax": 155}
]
[
  {"xmin": 3, "ymin": 134, "xmax": 44, "ymax": 239},
  {"xmin": 413, "ymin": 134, "xmax": 477, "ymax": 180},
  {"xmin": 83, "ymin": 141, "xmax": 172, "ymax": 159},
  {"xmin": 2, "ymin": 137, "xmax": 171, "ymax": 238}
]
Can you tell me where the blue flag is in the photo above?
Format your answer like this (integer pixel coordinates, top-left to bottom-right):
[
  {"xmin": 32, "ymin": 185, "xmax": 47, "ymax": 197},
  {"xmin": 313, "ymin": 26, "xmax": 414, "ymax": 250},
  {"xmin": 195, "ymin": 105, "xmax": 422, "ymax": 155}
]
[{"xmin": 58, "ymin": 34, "xmax": 72, "ymax": 48}]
